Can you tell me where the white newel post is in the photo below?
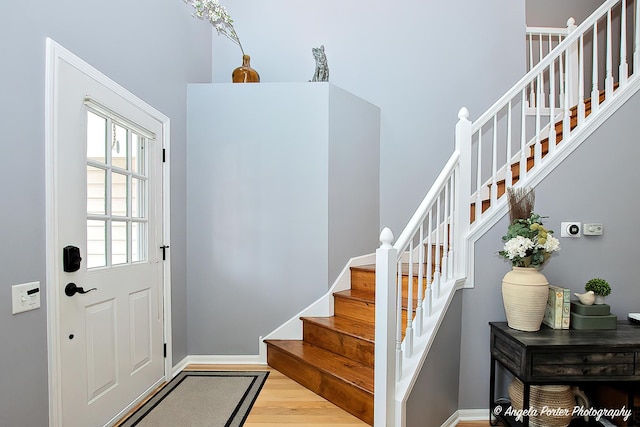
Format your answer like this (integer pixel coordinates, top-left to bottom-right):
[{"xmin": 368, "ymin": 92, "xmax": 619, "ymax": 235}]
[
  {"xmin": 454, "ymin": 108, "xmax": 471, "ymax": 279},
  {"xmin": 374, "ymin": 227, "xmax": 397, "ymax": 427},
  {"xmin": 566, "ymin": 17, "xmax": 579, "ymax": 107}
]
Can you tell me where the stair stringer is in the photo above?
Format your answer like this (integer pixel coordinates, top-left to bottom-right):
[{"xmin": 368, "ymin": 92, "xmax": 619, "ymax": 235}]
[
  {"xmin": 393, "ymin": 275, "xmax": 467, "ymax": 427},
  {"xmin": 258, "ymin": 253, "xmax": 375, "ymax": 363},
  {"xmin": 465, "ymin": 72, "xmax": 640, "ymax": 290}
]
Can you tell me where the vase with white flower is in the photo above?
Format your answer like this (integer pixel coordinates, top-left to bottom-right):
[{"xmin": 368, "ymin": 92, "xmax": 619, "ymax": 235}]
[
  {"xmin": 184, "ymin": 0, "xmax": 260, "ymax": 83},
  {"xmin": 498, "ymin": 188, "xmax": 560, "ymax": 331}
]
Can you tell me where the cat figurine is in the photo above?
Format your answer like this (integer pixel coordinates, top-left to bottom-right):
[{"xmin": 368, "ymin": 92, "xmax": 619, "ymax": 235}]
[{"xmin": 310, "ymin": 45, "xmax": 329, "ymax": 82}]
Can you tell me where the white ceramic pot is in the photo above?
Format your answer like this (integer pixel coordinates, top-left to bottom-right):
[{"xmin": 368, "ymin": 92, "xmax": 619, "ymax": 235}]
[{"xmin": 502, "ymin": 267, "xmax": 549, "ymax": 332}]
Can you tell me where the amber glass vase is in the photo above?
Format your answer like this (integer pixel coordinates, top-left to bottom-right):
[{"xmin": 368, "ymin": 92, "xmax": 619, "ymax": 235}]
[{"xmin": 232, "ymin": 54, "xmax": 260, "ymax": 83}]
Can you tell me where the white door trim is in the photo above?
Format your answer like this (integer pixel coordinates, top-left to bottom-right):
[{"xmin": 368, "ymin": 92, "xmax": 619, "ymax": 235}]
[{"xmin": 44, "ymin": 38, "xmax": 172, "ymax": 427}]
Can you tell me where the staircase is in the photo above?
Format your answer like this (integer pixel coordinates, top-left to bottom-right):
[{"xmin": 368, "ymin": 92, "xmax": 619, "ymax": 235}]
[
  {"xmin": 266, "ymin": 261, "xmax": 437, "ymax": 425},
  {"xmin": 265, "ymin": 266, "xmax": 378, "ymax": 424},
  {"xmin": 262, "ymin": 0, "xmax": 640, "ymax": 425}
]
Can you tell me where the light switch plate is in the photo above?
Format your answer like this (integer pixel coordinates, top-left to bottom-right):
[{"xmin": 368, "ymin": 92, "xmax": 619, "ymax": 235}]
[{"xmin": 12, "ymin": 281, "xmax": 41, "ymax": 314}]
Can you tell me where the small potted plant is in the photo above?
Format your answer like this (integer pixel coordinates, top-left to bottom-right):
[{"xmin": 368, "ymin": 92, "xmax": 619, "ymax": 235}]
[{"xmin": 584, "ymin": 278, "xmax": 611, "ymax": 305}]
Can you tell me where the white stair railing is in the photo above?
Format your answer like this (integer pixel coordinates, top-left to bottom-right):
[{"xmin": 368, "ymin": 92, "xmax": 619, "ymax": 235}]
[
  {"xmin": 526, "ymin": 18, "xmax": 576, "ymax": 72},
  {"xmin": 375, "ymin": 0, "xmax": 640, "ymax": 425},
  {"xmin": 526, "ymin": 18, "xmax": 577, "ymax": 110},
  {"xmin": 374, "ymin": 109, "xmax": 471, "ymax": 426},
  {"xmin": 470, "ymin": 0, "xmax": 638, "ymax": 226}
]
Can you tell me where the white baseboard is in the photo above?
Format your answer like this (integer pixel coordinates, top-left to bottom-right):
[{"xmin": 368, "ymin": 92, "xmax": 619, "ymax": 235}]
[
  {"xmin": 172, "ymin": 354, "xmax": 265, "ymax": 375},
  {"xmin": 440, "ymin": 411, "xmax": 460, "ymax": 427},
  {"xmin": 457, "ymin": 409, "xmax": 490, "ymax": 421},
  {"xmin": 440, "ymin": 409, "xmax": 490, "ymax": 426},
  {"xmin": 172, "ymin": 356, "xmax": 190, "ymax": 376}
]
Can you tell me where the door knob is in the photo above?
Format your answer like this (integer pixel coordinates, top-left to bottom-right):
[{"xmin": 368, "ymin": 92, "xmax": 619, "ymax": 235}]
[{"xmin": 65, "ymin": 283, "xmax": 97, "ymax": 297}]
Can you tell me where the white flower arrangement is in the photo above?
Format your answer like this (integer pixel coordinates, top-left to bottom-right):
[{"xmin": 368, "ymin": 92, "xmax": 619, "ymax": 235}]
[
  {"xmin": 184, "ymin": 0, "xmax": 244, "ymax": 55},
  {"xmin": 499, "ymin": 212, "xmax": 560, "ymax": 268}
]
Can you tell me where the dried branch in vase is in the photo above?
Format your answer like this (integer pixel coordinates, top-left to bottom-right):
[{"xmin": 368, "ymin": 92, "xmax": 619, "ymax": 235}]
[{"xmin": 507, "ymin": 187, "xmax": 535, "ymax": 224}]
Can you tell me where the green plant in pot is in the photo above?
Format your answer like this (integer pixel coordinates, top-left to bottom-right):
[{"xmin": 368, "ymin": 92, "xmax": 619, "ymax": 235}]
[{"xmin": 584, "ymin": 278, "xmax": 611, "ymax": 305}]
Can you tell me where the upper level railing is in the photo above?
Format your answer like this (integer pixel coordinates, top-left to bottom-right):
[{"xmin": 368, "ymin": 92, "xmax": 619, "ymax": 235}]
[
  {"xmin": 525, "ymin": 18, "xmax": 577, "ymax": 111},
  {"xmin": 374, "ymin": 0, "xmax": 639, "ymax": 424}
]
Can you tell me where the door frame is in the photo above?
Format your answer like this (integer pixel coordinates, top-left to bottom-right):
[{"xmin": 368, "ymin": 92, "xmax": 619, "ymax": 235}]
[{"xmin": 44, "ymin": 38, "xmax": 172, "ymax": 427}]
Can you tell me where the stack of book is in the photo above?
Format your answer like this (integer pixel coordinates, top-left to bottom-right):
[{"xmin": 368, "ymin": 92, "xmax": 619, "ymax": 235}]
[
  {"xmin": 543, "ymin": 285, "xmax": 570, "ymax": 329},
  {"xmin": 570, "ymin": 300, "xmax": 617, "ymax": 330}
]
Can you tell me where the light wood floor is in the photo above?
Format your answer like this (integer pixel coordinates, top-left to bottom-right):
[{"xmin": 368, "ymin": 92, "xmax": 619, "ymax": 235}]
[
  {"xmin": 186, "ymin": 364, "xmax": 369, "ymax": 426},
  {"xmin": 119, "ymin": 364, "xmax": 494, "ymax": 426}
]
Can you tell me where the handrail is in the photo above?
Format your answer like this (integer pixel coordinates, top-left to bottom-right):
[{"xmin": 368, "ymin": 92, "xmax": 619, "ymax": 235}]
[
  {"xmin": 392, "ymin": 151, "xmax": 460, "ymax": 256},
  {"xmin": 472, "ymin": 0, "xmax": 618, "ymax": 131},
  {"xmin": 526, "ymin": 24, "xmax": 571, "ymax": 37}
]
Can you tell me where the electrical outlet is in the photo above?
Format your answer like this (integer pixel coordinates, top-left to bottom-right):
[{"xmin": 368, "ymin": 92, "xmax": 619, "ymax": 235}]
[
  {"xmin": 560, "ymin": 222, "xmax": 581, "ymax": 237},
  {"xmin": 12, "ymin": 281, "xmax": 41, "ymax": 314},
  {"xmin": 583, "ymin": 223, "xmax": 603, "ymax": 236}
]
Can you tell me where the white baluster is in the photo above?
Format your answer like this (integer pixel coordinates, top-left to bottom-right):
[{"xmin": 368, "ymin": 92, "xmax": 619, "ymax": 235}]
[
  {"xmin": 475, "ymin": 130, "xmax": 482, "ymax": 223},
  {"xmin": 396, "ymin": 261, "xmax": 402, "ymax": 378},
  {"xmin": 559, "ymin": 46, "xmax": 565, "ymax": 109},
  {"xmin": 447, "ymin": 176, "xmax": 455, "ymax": 280},
  {"xmin": 527, "ymin": 33, "xmax": 531, "ymax": 69},
  {"xmin": 538, "ymin": 33, "xmax": 547, "ymax": 107},
  {"xmin": 591, "ymin": 21, "xmax": 600, "ymax": 114},
  {"xmin": 578, "ymin": 34, "xmax": 586, "ymax": 125},
  {"xmin": 606, "ymin": 9, "xmax": 614, "ymax": 96},
  {"xmin": 635, "ymin": 0, "xmax": 640, "ymax": 71},
  {"xmin": 620, "ymin": 0, "xmax": 629, "ymax": 85},
  {"xmin": 434, "ymin": 195, "xmax": 441, "ymax": 298},
  {"xmin": 374, "ymin": 227, "xmax": 396, "ymax": 427},
  {"xmin": 405, "ymin": 242, "xmax": 413, "ymax": 357},
  {"xmin": 520, "ymin": 88, "xmax": 528, "ymax": 182},
  {"xmin": 563, "ymin": 50, "xmax": 572, "ymax": 141},
  {"xmin": 415, "ymin": 225, "xmax": 424, "ymax": 335},
  {"xmin": 506, "ymin": 101, "xmax": 513, "ymax": 186},
  {"xmin": 442, "ymin": 181, "xmax": 450, "ymax": 280},
  {"xmin": 528, "ymin": 34, "xmax": 535, "ymax": 105},
  {"xmin": 567, "ymin": 17, "xmax": 580, "ymax": 107},
  {"xmin": 535, "ymin": 73, "xmax": 542, "ymax": 166},
  {"xmin": 549, "ymin": 58, "xmax": 557, "ymax": 154},
  {"xmin": 490, "ymin": 115, "xmax": 498, "ymax": 206},
  {"xmin": 425, "ymin": 211, "xmax": 433, "ymax": 317}
]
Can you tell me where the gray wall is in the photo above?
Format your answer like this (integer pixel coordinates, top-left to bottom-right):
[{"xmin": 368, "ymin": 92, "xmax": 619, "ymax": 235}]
[
  {"xmin": 459, "ymin": 87, "xmax": 640, "ymax": 410},
  {"xmin": 526, "ymin": 0, "xmax": 605, "ymax": 26},
  {"xmin": 406, "ymin": 291, "xmax": 463, "ymax": 427},
  {"xmin": 209, "ymin": 0, "xmax": 527, "ymax": 237},
  {"xmin": 186, "ymin": 83, "xmax": 380, "ymax": 354},
  {"xmin": 0, "ymin": 1, "xmax": 211, "ymax": 425}
]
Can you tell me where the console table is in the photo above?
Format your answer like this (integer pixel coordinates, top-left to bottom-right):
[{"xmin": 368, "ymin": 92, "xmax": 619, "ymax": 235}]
[{"xmin": 490, "ymin": 321, "xmax": 640, "ymax": 426}]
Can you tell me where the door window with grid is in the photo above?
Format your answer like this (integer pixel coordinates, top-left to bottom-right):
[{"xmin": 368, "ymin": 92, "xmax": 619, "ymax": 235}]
[{"xmin": 86, "ymin": 109, "xmax": 149, "ymax": 268}]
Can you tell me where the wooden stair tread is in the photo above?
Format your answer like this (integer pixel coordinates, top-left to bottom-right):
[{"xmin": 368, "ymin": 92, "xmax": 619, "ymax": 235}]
[
  {"xmin": 301, "ymin": 316, "xmax": 375, "ymax": 343},
  {"xmin": 264, "ymin": 340, "xmax": 374, "ymax": 392},
  {"xmin": 334, "ymin": 289, "xmax": 375, "ymax": 303},
  {"xmin": 334, "ymin": 288, "xmax": 422, "ymax": 312},
  {"xmin": 350, "ymin": 264, "xmax": 375, "ymax": 272},
  {"xmin": 352, "ymin": 263, "xmax": 432, "ymax": 277}
]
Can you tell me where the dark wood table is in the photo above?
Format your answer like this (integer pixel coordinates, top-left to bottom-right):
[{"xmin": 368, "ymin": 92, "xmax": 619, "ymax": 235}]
[{"xmin": 490, "ymin": 321, "xmax": 640, "ymax": 426}]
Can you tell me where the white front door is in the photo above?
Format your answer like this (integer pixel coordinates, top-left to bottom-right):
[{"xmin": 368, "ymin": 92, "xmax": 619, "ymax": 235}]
[{"xmin": 46, "ymin": 40, "xmax": 168, "ymax": 427}]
